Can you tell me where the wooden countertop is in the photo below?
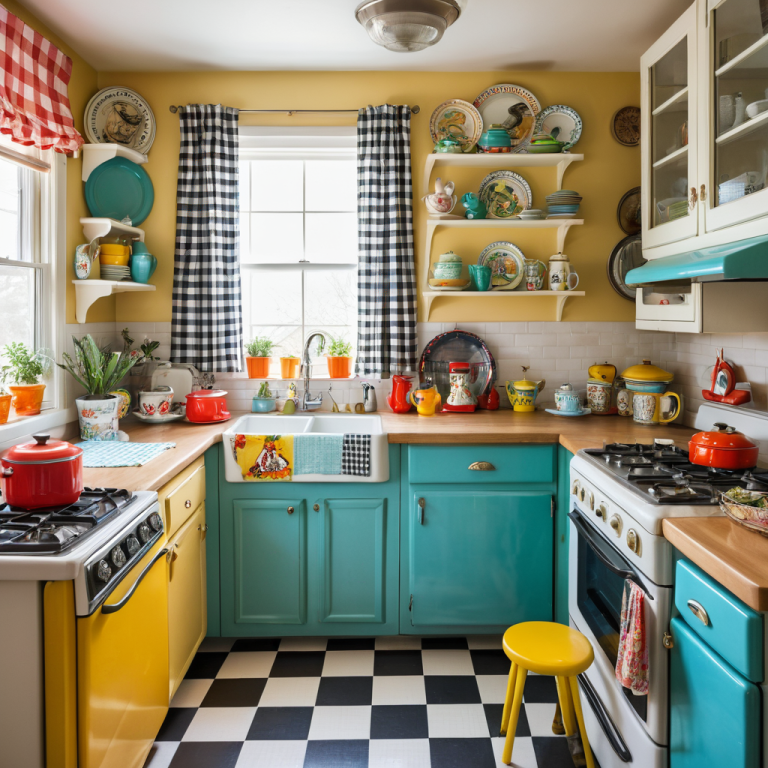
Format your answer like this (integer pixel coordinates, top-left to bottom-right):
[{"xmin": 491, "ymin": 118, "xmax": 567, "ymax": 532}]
[{"xmin": 663, "ymin": 517, "xmax": 768, "ymax": 612}]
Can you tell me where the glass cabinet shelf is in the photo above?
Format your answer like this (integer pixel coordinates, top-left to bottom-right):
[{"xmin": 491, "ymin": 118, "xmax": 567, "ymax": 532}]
[
  {"xmin": 716, "ymin": 107, "xmax": 768, "ymax": 144},
  {"xmin": 715, "ymin": 32, "xmax": 768, "ymax": 77},
  {"xmin": 652, "ymin": 87, "xmax": 689, "ymax": 116},
  {"xmin": 653, "ymin": 145, "xmax": 688, "ymax": 168}
]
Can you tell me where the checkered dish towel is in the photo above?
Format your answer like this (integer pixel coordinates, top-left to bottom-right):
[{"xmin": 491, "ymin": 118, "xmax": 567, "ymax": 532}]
[{"xmin": 342, "ymin": 434, "xmax": 371, "ymax": 477}]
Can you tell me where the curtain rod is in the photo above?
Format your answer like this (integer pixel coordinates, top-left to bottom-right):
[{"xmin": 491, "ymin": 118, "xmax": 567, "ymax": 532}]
[{"xmin": 168, "ymin": 104, "xmax": 420, "ymax": 115}]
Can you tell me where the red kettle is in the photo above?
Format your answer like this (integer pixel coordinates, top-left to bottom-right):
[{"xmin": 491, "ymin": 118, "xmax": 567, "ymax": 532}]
[{"xmin": 387, "ymin": 375, "xmax": 413, "ymax": 413}]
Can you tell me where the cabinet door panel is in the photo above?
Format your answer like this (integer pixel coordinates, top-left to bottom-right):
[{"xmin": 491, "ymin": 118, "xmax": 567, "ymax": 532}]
[
  {"xmin": 230, "ymin": 499, "xmax": 307, "ymax": 625},
  {"xmin": 318, "ymin": 498, "xmax": 386, "ymax": 624},
  {"xmin": 670, "ymin": 617, "xmax": 760, "ymax": 768},
  {"xmin": 409, "ymin": 491, "xmax": 552, "ymax": 627}
]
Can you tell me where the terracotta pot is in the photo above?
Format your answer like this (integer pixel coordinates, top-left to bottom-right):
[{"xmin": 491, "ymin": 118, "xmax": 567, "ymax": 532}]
[
  {"xmin": 8, "ymin": 383, "xmax": 46, "ymax": 416},
  {"xmin": 327, "ymin": 356, "xmax": 352, "ymax": 379},
  {"xmin": 0, "ymin": 394, "xmax": 11, "ymax": 424},
  {"xmin": 246, "ymin": 357, "xmax": 271, "ymax": 379},
  {"xmin": 280, "ymin": 357, "xmax": 299, "ymax": 379}
]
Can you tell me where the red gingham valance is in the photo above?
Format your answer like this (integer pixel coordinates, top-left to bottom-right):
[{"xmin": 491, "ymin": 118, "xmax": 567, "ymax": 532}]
[{"xmin": 0, "ymin": 5, "xmax": 83, "ymax": 154}]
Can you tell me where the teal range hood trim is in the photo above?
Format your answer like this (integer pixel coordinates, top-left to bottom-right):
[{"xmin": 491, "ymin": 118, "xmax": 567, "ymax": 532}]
[{"xmin": 625, "ymin": 235, "xmax": 768, "ymax": 285}]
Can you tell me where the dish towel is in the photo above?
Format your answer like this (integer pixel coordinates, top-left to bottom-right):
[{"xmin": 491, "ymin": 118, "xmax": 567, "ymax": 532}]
[
  {"xmin": 78, "ymin": 441, "xmax": 175, "ymax": 468},
  {"xmin": 294, "ymin": 435, "xmax": 343, "ymax": 475},
  {"xmin": 231, "ymin": 434, "xmax": 293, "ymax": 481},
  {"xmin": 342, "ymin": 434, "xmax": 372, "ymax": 477},
  {"xmin": 615, "ymin": 580, "xmax": 649, "ymax": 695}
]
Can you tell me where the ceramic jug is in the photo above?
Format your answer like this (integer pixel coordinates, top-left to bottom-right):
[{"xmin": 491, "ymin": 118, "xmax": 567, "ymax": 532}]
[
  {"xmin": 633, "ymin": 391, "xmax": 681, "ymax": 425},
  {"xmin": 443, "ymin": 363, "xmax": 478, "ymax": 413},
  {"xmin": 505, "ymin": 367, "xmax": 545, "ymax": 412},
  {"xmin": 409, "ymin": 386, "xmax": 442, "ymax": 417},
  {"xmin": 548, "ymin": 252, "xmax": 574, "ymax": 292},
  {"xmin": 387, "ymin": 374, "xmax": 413, "ymax": 413}
]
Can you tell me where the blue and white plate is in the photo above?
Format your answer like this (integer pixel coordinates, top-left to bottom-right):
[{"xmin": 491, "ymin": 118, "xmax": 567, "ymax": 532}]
[
  {"xmin": 534, "ymin": 105, "xmax": 583, "ymax": 149},
  {"xmin": 545, "ymin": 407, "xmax": 591, "ymax": 417}
]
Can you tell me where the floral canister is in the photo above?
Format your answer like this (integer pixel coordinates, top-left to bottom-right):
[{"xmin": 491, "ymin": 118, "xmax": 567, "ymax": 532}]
[
  {"xmin": 75, "ymin": 395, "xmax": 120, "ymax": 441},
  {"xmin": 586, "ymin": 378, "xmax": 613, "ymax": 415},
  {"xmin": 433, "ymin": 251, "xmax": 463, "ymax": 280}
]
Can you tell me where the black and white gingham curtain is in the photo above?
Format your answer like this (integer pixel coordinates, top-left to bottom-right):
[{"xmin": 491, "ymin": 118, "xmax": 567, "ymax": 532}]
[
  {"xmin": 171, "ymin": 104, "xmax": 243, "ymax": 372},
  {"xmin": 356, "ymin": 105, "xmax": 417, "ymax": 378}
]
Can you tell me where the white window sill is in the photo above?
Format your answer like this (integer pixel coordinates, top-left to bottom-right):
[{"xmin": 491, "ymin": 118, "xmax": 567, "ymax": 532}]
[{"xmin": 0, "ymin": 407, "xmax": 72, "ymax": 451}]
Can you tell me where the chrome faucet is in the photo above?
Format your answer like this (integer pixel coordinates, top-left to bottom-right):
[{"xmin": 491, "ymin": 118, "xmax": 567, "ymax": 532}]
[{"xmin": 301, "ymin": 332, "xmax": 327, "ymax": 411}]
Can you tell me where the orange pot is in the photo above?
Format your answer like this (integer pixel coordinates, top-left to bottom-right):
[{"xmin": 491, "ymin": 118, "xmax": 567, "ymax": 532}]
[
  {"xmin": 246, "ymin": 357, "xmax": 271, "ymax": 379},
  {"xmin": 280, "ymin": 358, "xmax": 299, "ymax": 379},
  {"xmin": 0, "ymin": 394, "xmax": 11, "ymax": 424},
  {"xmin": 327, "ymin": 356, "xmax": 353, "ymax": 379},
  {"xmin": 8, "ymin": 383, "xmax": 46, "ymax": 416}
]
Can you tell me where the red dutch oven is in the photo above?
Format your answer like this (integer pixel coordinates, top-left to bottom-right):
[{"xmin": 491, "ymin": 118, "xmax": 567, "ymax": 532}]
[
  {"xmin": 689, "ymin": 422, "xmax": 759, "ymax": 470},
  {"xmin": 1, "ymin": 434, "xmax": 83, "ymax": 509},
  {"xmin": 185, "ymin": 389, "xmax": 231, "ymax": 423}
]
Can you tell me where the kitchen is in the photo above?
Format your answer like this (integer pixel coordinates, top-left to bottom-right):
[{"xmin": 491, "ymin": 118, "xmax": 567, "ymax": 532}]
[{"xmin": 0, "ymin": 1, "xmax": 768, "ymax": 767}]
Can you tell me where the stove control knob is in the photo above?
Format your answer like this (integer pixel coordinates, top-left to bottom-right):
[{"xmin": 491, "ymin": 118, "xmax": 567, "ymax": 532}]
[
  {"xmin": 572, "ymin": 480, "xmax": 580, "ymax": 496},
  {"xmin": 596, "ymin": 504, "xmax": 607, "ymax": 519},
  {"xmin": 626, "ymin": 528, "xmax": 641, "ymax": 555},
  {"xmin": 609, "ymin": 514, "xmax": 622, "ymax": 535},
  {"xmin": 579, "ymin": 487, "xmax": 586, "ymax": 502},
  {"xmin": 588, "ymin": 492, "xmax": 595, "ymax": 510},
  {"xmin": 111, "ymin": 545, "xmax": 126, "ymax": 569},
  {"xmin": 149, "ymin": 513, "xmax": 163, "ymax": 532},
  {"xmin": 96, "ymin": 559, "xmax": 112, "ymax": 583},
  {"xmin": 138, "ymin": 523, "xmax": 152, "ymax": 544},
  {"xmin": 125, "ymin": 535, "xmax": 140, "ymax": 556}
]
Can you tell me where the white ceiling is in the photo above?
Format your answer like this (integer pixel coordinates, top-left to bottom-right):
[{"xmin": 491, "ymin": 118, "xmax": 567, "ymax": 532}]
[{"xmin": 21, "ymin": 0, "xmax": 692, "ymax": 72}]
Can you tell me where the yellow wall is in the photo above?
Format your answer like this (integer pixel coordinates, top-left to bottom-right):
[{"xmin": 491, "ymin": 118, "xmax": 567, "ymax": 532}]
[{"xmin": 81, "ymin": 70, "xmax": 639, "ymax": 324}]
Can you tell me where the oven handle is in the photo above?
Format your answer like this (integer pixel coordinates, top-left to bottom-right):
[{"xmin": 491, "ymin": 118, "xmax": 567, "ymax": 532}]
[
  {"xmin": 101, "ymin": 547, "xmax": 169, "ymax": 615},
  {"xmin": 577, "ymin": 674, "xmax": 632, "ymax": 763},
  {"xmin": 568, "ymin": 510, "xmax": 654, "ymax": 600}
]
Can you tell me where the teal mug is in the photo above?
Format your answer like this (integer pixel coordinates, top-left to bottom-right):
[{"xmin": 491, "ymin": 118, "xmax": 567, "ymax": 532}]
[
  {"xmin": 131, "ymin": 252, "xmax": 157, "ymax": 284},
  {"xmin": 468, "ymin": 264, "xmax": 492, "ymax": 292}
]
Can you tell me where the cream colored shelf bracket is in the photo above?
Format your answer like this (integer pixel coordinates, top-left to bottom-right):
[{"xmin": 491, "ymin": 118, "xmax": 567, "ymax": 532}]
[
  {"xmin": 72, "ymin": 280, "xmax": 156, "ymax": 324},
  {"xmin": 421, "ymin": 290, "xmax": 585, "ymax": 321}
]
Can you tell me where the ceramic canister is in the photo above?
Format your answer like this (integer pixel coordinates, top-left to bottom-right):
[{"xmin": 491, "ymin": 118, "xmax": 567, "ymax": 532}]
[
  {"xmin": 586, "ymin": 379, "xmax": 612, "ymax": 414},
  {"xmin": 554, "ymin": 384, "xmax": 580, "ymax": 413},
  {"xmin": 75, "ymin": 395, "xmax": 120, "ymax": 441},
  {"xmin": 616, "ymin": 386, "xmax": 633, "ymax": 417}
]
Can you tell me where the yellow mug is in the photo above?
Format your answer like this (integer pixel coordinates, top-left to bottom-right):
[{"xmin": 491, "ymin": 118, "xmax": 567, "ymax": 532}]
[
  {"xmin": 409, "ymin": 387, "xmax": 442, "ymax": 417},
  {"xmin": 632, "ymin": 391, "xmax": 681, "ymax": 425}
]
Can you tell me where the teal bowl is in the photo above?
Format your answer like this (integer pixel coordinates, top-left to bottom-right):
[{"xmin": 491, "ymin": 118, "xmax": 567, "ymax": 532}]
[
  {"xmin": 624, "ymin": 380, "xmax": 669, "ymax": 393},
  {"xmin": 252, "ymin": 397, "xmax": 276, "ymax": 413}
]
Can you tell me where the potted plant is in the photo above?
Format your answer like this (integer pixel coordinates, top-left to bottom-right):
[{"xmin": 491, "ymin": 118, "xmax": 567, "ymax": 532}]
[
  {"xmin": 326, "ymin": 336, "xmax": 354, "ymax": 379},
  {"xmin": 252, "ymin": 381, "xmax": 276, "ymax": 413},
  {"xmin": 0, "ymin": 342, "xmax": 51, "ymax": 416},
  {"xmin": 280, "ymin": 354, "xmax": 300, "ymax": 380},
  {"xmin": 58, "ymin": 335, "xmax": 142, "ymax": 440},
  {"xmin": 0, "ymin": 387, "xmax": 12, "ymax": 424},
  {"xmin": 245, "ymin": 336, "xmax": 275, "ymax": 379}
]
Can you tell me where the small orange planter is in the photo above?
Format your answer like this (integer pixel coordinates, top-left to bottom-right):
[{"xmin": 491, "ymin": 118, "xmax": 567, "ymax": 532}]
[
  {"xmin": 246, "ymin": 357, "xmax": 271, "ymax": 379},
  {"xmin": 280, "ymin": 357, "xmax": 299, "ymax": 379},
  {"xmin": 327, "ymin": 356, "xmax": 353, "ymax": 379},
  {"xmin": 0, "ymin": 393, "xmax": 11, "ymax": 424},
  {"xmin": 8, "ymin": 383, "xmax": 46, "ymax": 416}
]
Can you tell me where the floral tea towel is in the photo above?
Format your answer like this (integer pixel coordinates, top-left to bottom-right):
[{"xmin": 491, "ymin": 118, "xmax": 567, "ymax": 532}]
[
  {"xmin": 231, "ymin": 434, "xmax": 293, "ymax": 481},
  {"xmin": 615, "ymin": 579, "xmax": 649, "ymax": 695}
]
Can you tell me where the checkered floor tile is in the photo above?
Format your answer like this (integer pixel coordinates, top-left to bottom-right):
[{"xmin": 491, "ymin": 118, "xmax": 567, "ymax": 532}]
[{"xmin": 143, "ymin": 636, "xmax": 575, "ymax": 768}]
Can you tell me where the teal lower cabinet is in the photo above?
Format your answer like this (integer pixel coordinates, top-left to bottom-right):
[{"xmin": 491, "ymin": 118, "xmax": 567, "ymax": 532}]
[
  {"xmin": 670, "ymin": 616, "xmax": 761, "ymax": 768},
  {"xmin": 555, "ymin": 446, "xmax": 573, "ymax": 625}
]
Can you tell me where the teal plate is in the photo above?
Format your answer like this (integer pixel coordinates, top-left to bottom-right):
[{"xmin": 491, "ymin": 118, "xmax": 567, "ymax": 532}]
[
  {"xmin": 85, "ymin": 156, "xmax": 154, "ymax": 225},
  {"xmin": 545, "ymin": 407, "xmax": 591, "ymax": 417}
]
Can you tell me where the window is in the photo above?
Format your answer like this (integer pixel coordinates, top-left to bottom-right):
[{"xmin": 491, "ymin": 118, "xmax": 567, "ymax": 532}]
[{"xmin": 239, "ymin": 128, "xmax": 357, "ymax": 376}]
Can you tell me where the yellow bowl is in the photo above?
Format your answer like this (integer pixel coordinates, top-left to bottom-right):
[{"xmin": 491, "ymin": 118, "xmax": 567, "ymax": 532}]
[
  {"xmin": 99, "ymin": 253, "xmax": 130, "ymax": 266},
  {"xmin": 99, "ymin": 244, "xmax": 129, "ymax": 257}
]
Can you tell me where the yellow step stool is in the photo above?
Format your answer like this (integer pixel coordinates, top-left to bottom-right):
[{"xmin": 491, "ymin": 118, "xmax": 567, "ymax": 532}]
[{"xmin": 500, "ymin": 621, "xmax": 595, "ymax": 767}]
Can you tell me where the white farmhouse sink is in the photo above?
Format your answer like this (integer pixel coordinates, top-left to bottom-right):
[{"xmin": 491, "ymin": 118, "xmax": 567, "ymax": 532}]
[{"xmin": 223, "ymin": 413, "xmax": 388, "ymax": 483}]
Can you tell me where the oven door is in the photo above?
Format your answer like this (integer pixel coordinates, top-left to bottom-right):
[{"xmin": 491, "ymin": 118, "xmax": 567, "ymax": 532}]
[
  {"xmin": 77, "ymin": 537, "xmax": 169, "ymax": 768},
  {"xmin": 568, "ymin": 503, "xmax": 670, "ymax": 748}
]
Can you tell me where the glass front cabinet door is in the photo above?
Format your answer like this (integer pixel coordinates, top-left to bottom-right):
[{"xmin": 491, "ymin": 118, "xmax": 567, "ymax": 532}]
[{"xmin": 642, "ymin": 4, "xmax": 699, "ymax": 249}]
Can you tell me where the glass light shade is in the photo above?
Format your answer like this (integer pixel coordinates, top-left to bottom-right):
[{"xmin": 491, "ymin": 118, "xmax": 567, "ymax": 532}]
[{"xmin": 365, "ymin": 13, "xmax": 446, "ymax": 52}]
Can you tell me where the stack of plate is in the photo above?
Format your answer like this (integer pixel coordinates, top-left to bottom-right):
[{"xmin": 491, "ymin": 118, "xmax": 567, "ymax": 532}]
[
  {"xmin": 546, "ymin": 190, "xmax": 582, "ymax": 219},
  {"xmin": 100, "ymin": 265, "xmax": 131, "ymax": 281},
  {"xmin": 517, "ymin": 208, "xmax": 546, "ymax": 220}
]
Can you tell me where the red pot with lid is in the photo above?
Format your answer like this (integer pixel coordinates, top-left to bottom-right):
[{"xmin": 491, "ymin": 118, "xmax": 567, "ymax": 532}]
[
  {"xmin": 185, "ymin": 389, "xmax": 231, "ymax": 423},
  {"xmin": 689, "ymin": 422, "xmax": 759, "ymax": 470},
  {"xmin": 1, "ymin": 434, "xmax": 83, "ymax": 509}
]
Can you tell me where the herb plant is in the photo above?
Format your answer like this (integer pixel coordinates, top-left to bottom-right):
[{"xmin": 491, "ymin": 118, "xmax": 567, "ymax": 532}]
[
  {"xmin": 257, "ymin": 381, "xmax": 274, "ymax": 399},
  {"xmin": 0, "ymin": 342, "xmax": 51, "ymax": 385},
  {"xmin": 58, "ymin": 335, "xmax": 142, "ymax": 396},
  {"xmin": 327, "ymin": 336, "xmax": 353, "ymax": 357},
  {"xmin": 246, "ymin": 337, "xmax": 275, "ymax": 358},
  {"xmin": 140, "ymin": 338, "xmax": 161, "ymax": 361}
]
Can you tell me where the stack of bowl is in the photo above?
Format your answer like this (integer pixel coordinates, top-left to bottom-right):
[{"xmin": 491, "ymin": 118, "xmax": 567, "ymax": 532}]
[
  {"xmin": 99, "ymin": 244, "xmax": 131, "ymax": 281},
  {"xmin": 546, "ymin": 190, "xmax": 582, "ymax": 219}
]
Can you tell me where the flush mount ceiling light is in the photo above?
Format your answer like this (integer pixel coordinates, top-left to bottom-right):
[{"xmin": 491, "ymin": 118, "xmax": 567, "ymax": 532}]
[{"xmin": 355, "ymin": 0, "xmax": 464, "ymax": 53}]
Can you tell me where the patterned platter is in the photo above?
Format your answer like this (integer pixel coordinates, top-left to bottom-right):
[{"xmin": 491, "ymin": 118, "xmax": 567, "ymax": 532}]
[
  {"xmin": 473, "ymin": 84, "xmax": 541, "ymax": 152},
  {"xmin": 534, "ymin": 105, "xmax": 583, "ymax": 149},
  {"xmin": 612, "ymin": 106, "xmax": 641, "ymax": 147},
  {"xmin": 84, "ymin": 86, "xmax": 156, "ymax": 154},
  {"xmin": 478, "ymin": 241, "xmax": 525, "ymax": 290},
  {"xmin": 478, "ymin": 170, "xmax": 532, "ymax": 218},
  {"xmin": 430, "ymin": 99, "xmax": 484, "ymax": 152}
]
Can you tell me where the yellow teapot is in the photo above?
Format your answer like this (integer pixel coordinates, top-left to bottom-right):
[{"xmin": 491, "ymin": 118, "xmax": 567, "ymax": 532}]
[
  {"xmin": 409, "ymin": 385, "xmax": 442, "ymax": 417},
  {"xmin": 506, "ymin": 366, "xmax": 546, "ymax": 412}
]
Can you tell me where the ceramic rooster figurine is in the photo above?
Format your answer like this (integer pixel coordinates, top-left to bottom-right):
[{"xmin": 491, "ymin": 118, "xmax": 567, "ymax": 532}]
[{"xmin": 422, "ymin": 177, "xmax": 456, "ymax": 215}]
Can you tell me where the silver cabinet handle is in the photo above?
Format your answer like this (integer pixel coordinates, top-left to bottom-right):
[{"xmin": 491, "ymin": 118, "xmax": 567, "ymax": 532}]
[
  {"xmin": 687, "ymin": 599, "xmax": 710, "ymax": 626},
  {"xmin": 469, "ymin": 461, "xmax": 495, "ymax": 471},
  {"xmin": 418, "ymin": 497, "xmax": 425, "ymax": 525},
  {"xmin": 184, "ymin": 499, "xmax": 192, "ymax": 508}
]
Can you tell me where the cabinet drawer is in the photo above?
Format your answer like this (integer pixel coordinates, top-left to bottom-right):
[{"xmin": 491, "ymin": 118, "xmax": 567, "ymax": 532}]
[
  {"xmin": 163, "ymin": 460, "xmax": 206, "ymax": 539},
  {"xmin": 675, "ymin": 559, "xmax": 764, "ymax": 682},
  {"xmin": 408, "ymin": 445, "xmax": 555, "ymax": 485}
]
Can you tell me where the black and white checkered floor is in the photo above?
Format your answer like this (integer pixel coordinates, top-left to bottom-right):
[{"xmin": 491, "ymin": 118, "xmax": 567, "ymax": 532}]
[{"xmin": 144, "ymin": 635, "xmax": 575, "ymax": 768}]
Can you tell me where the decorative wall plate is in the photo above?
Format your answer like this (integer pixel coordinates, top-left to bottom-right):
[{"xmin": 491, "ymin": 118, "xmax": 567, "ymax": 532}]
[
  {"xmin": 473, "ymin": 84, "xmax": 541, "ymax": 152},
  {"xmin": 617, "ymin": 186, "xmax": 641, "ymax": 235},
  {"xmin": 611, "ymin": 106, "xmax": 641, "ymax": 147},
  {"xmin": 607, "ymin": 234, "xmax": 646, "ymax": 301},
  {"xmin": 478, "ymin": 241, "xmax": 525, "ymax": 290},
  {"xmin": 534, "ymin": 105, "xmax": 583, "ymax": 149},
  {"xmin": 430, "ymin": 99, "xmax": 483, "ymax": 152},
  {"xmin": 84, "ymin": 87, "xmax": 156, "ymax": 154},
  {"xmin": 478, "ymin": 170, "xmax": 532, "ymax": 218}
]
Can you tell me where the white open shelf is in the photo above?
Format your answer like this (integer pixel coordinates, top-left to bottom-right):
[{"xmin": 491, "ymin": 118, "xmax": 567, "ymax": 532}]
[
  {"xmin": 651, "ymin": 86, "xmax": 689, "ymax": 116},
  {"xmin": 72, "ymin": 279, "xmax": 155, "ymax": 324},
  {"xmin": 421, "ymin": 289, "xmax": 585, "ymax": 321},
  {"xmin": 422, "ymin": 152, "xmax": 584, "ymax": 194},
  {"xmin": 81, "ymin": 143, "xmax": 147, "ymax": 182},
  {"xmin": 715, "ymin": 109, "xmax": 768, "ymax": 145},
  {"xmin": 715, "ymin": 32, "xmax": 768, "ymax": 77},
  {"xmin": 80, "ymin": 217, "xmax": 145, "ymax": 244},
  {"xmin": 652, "ymin": 145, "xmax": 688, "ymax": 169}
]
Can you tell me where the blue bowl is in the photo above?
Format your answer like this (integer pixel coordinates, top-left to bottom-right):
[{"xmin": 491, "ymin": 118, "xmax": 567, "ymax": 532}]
[
  {"xmin": 548, "ymin": 205, "xmax": 580, "ymax": 212},
  {"xmin": 252, "ymin": 397, "xmax": 276, "ymax": 413},
  {"xmin": 623, "ymin": 380, "xmax": 669, "ymax": 394}
]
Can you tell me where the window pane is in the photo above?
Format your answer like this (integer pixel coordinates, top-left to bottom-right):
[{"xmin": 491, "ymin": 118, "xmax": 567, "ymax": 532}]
[
  {"xmin": 0, "ymin": 210, "xmax": 18, "ymax": 259},
  {"xmin": 239, "ymin": 161, "xmax": 250, "ymax": 211},
  {"xmin": 305, "ymin": 213, "xmax": 357, "ymax": 263},
  {"xmin": 244, "ymin": 269, "xmax": 302, "ymax": 326},
  {"xmin": 239, "ymin": 213, "xmax": 250, "ymax": 256},
  {"xmin": 306, "ymin": 160, "xmax": 356, "ymax": 212},
  {"xmin": 0, "ymin": 158, "xmax": 20, "ymax": 260},
  {"xmin": 0, "ymin": 264, "xmax": 34, "ymax": 349},
  {"xmin": 305, "ymin": 270, "xmax": 357, "ymax": 328},
  {"xmin": 250, "ymin": 160, "xmax": 303, "ymax": 212},
  {"xmin": 247, "ymin": 213, "xmax": 303, "ymax": 263}
]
